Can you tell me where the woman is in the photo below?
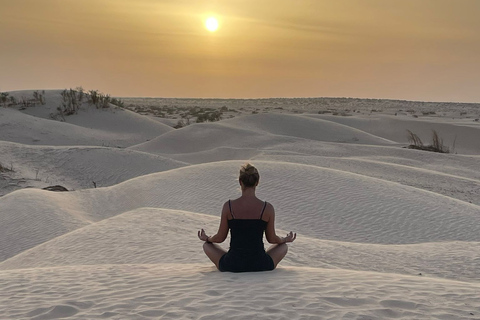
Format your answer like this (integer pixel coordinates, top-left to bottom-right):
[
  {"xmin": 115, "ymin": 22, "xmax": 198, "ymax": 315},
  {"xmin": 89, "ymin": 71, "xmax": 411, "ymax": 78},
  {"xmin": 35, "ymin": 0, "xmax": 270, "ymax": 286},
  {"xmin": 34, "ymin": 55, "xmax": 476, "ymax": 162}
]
[{"xmin": 198, "ymin": 163, "xmax": 296, "ymax": 272}]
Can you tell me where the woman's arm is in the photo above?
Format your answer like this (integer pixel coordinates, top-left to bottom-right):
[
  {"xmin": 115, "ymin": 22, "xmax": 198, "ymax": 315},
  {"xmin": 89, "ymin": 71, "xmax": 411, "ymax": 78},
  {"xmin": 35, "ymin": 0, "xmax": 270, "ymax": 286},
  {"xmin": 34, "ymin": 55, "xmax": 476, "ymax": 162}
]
[
  {"xmin": 198, "ymin": 202, "xmax": 230, "ymax": 243},
  {"xmin": 264, "ymin": 203, "xmax": 296, "ymax": 244}
]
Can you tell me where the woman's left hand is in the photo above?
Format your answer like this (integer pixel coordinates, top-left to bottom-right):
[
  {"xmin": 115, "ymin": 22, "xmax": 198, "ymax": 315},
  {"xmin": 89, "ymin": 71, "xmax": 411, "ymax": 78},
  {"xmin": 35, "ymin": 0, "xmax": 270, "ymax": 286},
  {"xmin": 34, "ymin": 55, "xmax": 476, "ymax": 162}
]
[
  {"xmin": 284, "ymin": 231, "xmax": 296, "ymax": 243},
  {"xmin": 198, "ymin": 228, "xmax": 209, "ymax": 241}
]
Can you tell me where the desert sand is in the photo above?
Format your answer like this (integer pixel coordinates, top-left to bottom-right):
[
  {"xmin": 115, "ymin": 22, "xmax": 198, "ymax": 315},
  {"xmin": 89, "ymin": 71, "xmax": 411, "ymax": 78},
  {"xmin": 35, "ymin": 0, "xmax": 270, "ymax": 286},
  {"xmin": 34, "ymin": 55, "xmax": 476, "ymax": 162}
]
[{"xmin": 0, "ymin": 90, "xmax": 479, "ymax": 319}]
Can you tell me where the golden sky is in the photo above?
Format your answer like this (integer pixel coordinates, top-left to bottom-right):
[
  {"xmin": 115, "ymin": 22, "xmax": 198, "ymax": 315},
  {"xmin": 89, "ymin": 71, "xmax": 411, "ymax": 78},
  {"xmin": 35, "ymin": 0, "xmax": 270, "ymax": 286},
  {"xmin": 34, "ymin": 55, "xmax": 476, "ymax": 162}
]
[{"xmin": 1, "ymin": 0, "xmax": 480, "ymax": 102}]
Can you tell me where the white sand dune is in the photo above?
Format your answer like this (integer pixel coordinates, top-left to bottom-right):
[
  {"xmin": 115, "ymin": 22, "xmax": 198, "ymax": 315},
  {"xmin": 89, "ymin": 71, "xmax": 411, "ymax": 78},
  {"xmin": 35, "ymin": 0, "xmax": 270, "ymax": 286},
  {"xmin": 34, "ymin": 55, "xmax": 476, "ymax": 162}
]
[
  {"xmin": 1, "ymin": 264, "xmax": 479, "ymax": 320},
  {"xmin": 0, "ymin": 140, "xmax": 187, "ymax": 194},
  {"xmin": 309, "ymin": 114, "xmax": 480, "ymax": 155},
  {"xmin": 130, "ymin": 113, "xmax": 396, "ymax": 155},
  {"xmin": 1, "ymin": 161, "xmax": 479, "ymax": 262},
  {"xmin": 253, "ymin": 153, "xmax": 480, "ymax": 205},
  {"xmin": 1, "ymin": 90, "xmax": 172, "ymax": 147},
  {"xmin": 1, "ymin": 93, "xmax": 479, "ymax": 319},
  {"xmin": 223, "ymin": 113, "xmax": 397, "ymax": 145},
  {"xmin": 1, "ymin": 208, "xmax": 478, "ymax": 283}
]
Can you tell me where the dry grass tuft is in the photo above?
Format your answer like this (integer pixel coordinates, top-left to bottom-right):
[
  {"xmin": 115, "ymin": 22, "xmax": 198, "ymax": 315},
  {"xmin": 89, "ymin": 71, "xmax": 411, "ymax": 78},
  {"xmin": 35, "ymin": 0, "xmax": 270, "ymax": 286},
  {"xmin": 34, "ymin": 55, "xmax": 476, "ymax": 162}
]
[{"xmin": 406, "ymin": 130, "xmax": 450, "ymax": 153}]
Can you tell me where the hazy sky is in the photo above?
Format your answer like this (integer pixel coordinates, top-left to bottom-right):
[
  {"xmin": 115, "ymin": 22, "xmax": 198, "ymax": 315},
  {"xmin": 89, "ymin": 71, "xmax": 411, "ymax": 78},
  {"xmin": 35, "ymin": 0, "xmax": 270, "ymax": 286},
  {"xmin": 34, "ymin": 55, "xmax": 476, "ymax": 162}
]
[{"xmin": 1, "ymin": 0, "xmax": 480, "ymax": 102}]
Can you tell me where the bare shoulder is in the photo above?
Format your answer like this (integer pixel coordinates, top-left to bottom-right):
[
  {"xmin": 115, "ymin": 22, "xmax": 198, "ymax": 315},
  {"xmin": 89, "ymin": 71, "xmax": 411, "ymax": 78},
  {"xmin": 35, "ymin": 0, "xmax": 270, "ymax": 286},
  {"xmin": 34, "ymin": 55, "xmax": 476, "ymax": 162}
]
[
  {"xmin": 221, "ymin": 201, "xmax": 230, "ymax": 214},
  {"xmin": 262, "ymin": 202, "xmax": 275, "ymax": 221},
  {"xmin": 221, "ymin": 201, "xmax": 232, "ymax": 219}
]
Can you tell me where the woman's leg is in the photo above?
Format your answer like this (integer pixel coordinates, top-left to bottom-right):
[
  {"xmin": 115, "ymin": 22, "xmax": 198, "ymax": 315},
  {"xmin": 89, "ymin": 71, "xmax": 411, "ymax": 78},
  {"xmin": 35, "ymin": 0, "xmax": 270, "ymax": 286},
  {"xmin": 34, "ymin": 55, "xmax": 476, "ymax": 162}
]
[
  {"xmin": 266, "ymin": 243, "xmax": 288, "ymax": 268},
  {"xmin": 203, "ymin": 242, "xmax": 227, "ymax": 269}
]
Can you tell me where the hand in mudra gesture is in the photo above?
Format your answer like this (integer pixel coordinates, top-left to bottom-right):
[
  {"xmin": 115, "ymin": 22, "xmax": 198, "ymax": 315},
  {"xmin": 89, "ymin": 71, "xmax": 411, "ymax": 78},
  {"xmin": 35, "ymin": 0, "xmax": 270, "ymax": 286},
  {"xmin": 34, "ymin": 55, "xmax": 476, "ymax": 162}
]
[
  {"xmin": 284, "ymin": 231, "xmax": 296, "ymax": 243},
  {"xmin": 198, "ymin": 228, "xmax": 209, "ymax": 242}
]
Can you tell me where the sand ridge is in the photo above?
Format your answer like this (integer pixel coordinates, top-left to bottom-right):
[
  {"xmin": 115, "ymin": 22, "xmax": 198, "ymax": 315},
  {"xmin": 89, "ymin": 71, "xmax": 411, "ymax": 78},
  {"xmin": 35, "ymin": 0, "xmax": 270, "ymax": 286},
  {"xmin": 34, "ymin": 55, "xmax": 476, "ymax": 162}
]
[
  {"xmin": 1, "ymin": 208, "xmax": 478, "ymax": 283},
  {"xmin": 1, "ymin": 264, "xmax": 479, "ymax": 320}
]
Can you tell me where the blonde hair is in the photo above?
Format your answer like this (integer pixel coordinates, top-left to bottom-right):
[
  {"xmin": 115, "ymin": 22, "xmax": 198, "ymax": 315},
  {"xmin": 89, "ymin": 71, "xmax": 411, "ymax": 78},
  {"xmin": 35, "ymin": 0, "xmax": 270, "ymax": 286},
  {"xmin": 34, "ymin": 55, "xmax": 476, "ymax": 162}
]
[{"xmin": 239, "ymin": 163, "xmax": 259, "ymax": 188}]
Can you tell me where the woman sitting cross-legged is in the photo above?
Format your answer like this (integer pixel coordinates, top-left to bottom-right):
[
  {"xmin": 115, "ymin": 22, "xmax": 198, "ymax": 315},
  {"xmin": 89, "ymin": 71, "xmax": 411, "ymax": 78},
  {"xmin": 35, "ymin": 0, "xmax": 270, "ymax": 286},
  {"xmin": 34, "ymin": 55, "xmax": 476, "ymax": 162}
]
[{"xmin": 198, "ymin": 163, "xmax": 296, "ymax": 272}]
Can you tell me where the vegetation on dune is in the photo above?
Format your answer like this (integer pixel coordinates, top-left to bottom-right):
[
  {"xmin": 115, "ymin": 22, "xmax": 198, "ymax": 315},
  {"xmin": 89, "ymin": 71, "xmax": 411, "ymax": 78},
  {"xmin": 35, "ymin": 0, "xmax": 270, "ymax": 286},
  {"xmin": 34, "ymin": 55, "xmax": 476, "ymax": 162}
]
[
  {"xmin": 32, "ymin": 90, "xmax": 46, "ymax": 105},
  {"xmin": 127, "ymin": 104, "xmax": 226, "ymax": 128},
  {"xmin": 1, "ymin": 91, "xmax": 45, "ymax": 109},
  {"xmin": 195, "ymin": 110, "xmax": 222, "ymax": 123},
  {"xmin": 51, "ymin": 87, "xmax": 125, "ymax": 121},
  {"xmin": 0, "ymin": 92, "xmax": 10, "ymax": 107},
  {"xmin": 1, "ymin": 88, "xmax": 125, "ymax": 121},
  {"xmin": 406, "ymin": 130, "xmax": 450, "ymax": 153}
]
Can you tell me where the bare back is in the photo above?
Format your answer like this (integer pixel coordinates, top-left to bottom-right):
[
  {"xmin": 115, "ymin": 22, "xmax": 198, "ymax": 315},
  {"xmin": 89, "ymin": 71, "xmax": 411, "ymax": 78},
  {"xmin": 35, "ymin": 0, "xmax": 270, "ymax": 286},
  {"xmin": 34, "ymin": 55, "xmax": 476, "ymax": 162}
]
[{"xmin": 228, "ymin": 197, "xmax": 269, "ymax": 221}]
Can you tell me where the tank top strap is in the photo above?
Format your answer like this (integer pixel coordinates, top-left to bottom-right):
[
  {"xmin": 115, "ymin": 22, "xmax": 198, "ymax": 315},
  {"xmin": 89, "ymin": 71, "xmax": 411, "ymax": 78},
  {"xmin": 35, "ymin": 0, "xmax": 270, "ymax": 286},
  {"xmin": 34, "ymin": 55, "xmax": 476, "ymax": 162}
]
[
  {"xmin": 260, "ymin": 201, "xmax": 267, "ymax": 219},
  {"xmin": 228, "ymin": 200, "xmax": 236, "ymax": 219}
]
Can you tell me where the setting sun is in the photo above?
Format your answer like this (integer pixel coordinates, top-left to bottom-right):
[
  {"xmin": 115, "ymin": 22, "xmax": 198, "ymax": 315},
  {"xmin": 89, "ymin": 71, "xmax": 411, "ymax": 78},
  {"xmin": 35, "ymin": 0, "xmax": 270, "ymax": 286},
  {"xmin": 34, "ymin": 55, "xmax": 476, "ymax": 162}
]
[{"xmin": 205, "ymin": 17, "xmax": 219, "ymax": 32}]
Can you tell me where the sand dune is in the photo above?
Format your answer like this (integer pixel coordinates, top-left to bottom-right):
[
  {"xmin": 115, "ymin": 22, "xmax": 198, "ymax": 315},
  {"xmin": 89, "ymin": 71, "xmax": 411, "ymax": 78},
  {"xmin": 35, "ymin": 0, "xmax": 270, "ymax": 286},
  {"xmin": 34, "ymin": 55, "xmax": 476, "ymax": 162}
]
[
  {"xmin": 0, "ymin": 189, "xmax": 90, "ymax": 262},
  {"xmin": 223, "ymin": 113, "xmax": 396, "ymax": 145},
  {"xmin": 310, "ymin": 114, "xmax": 480, "ymax": 155},
  {"xmin": 1, "ymin": 264, "xmax": 478, "ymax": 320},
  {"xmin": 1, "ymin": 90, "xmax": 172, "ymax": 147},
  {"xmin": 1, "ymin": 92, "xmax": 479, "ymax": 319},
  {"xmin": 0, "ymin": 141, "xmax": 187, "ymax": 194},
  {"xmin": 130, "ymin": 113, "xmax": 396, "ymax": 155},
  {"xmin": 1, "ymin": 161, "xmax": 479, "ymax": 264},
  {"xmin": 253, "ymin": 153, "xmax": 480, "ymax": 205},
  {"xmin": 1, "ymin": 208, "xmax": 478, "ymax": 283}
]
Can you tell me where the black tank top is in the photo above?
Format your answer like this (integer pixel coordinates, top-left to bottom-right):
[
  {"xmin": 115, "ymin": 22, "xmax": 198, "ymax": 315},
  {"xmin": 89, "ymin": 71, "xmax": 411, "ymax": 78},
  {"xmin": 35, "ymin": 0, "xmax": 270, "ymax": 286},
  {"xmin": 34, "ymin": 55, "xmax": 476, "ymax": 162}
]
[{"xmin": 227, "ymin": 200, "xmax": 268, "ymax": 256}]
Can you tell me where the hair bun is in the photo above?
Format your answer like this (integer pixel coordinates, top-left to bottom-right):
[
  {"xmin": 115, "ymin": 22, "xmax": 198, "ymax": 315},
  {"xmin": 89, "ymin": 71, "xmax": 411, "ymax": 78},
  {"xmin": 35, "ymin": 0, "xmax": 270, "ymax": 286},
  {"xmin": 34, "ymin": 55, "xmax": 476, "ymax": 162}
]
[
  {"xmin": 241, "ymin": 163, "xmax": 258, "ymax": 175},
  {"xmin": 239, "ymin": 163, "xmax": 260, "ymax": 188}
]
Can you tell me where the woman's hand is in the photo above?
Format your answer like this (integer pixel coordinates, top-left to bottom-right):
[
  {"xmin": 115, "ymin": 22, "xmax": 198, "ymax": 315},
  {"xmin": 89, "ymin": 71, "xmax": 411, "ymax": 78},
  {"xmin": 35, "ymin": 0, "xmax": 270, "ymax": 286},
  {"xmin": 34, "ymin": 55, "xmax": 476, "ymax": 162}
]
[
  {"xmin": 198, "ymin": 228, "xmax": 209, "ymax": 242},
  {"xmin": 284, "ymin": 231, "xmax": 296, "ymax": 243}
]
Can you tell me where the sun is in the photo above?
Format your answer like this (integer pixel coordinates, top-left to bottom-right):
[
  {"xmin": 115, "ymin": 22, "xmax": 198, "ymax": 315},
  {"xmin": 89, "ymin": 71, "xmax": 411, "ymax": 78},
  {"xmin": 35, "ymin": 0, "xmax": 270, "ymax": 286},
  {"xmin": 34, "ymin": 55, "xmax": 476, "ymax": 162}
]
[{"xmin": 205, "ymin": 17, "xmax": 219, "ymax": 32}]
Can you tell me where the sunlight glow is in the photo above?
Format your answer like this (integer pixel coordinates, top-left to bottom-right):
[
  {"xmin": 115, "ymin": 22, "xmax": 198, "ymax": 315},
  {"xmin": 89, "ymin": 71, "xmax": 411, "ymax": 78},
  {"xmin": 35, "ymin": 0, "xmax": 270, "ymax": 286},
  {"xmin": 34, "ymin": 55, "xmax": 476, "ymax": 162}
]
[{"xmin": 205, "ymin": 17, "xmax": 219, "ymax": 32}]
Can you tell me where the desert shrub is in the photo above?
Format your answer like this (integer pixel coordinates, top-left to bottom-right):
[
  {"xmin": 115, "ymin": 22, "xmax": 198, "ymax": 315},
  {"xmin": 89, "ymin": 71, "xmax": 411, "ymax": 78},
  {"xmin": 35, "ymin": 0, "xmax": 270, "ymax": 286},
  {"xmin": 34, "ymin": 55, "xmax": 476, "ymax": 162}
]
[
  {"xmin": 0, "ymin": 92, "xmax": 9, "ymax": 107},
  {"xmin": 407, "ymin": 130, "xmax": 423, "ymax": 148},
  {"xmin": 406, "ymin": 130, "xmax": 449, "ymax": 153},
  {"xmin": 59, "ymin": 89, "xmax": 82, "ymax": 115},
  {"xmin": 32, "ymin": 90, "xmax": 46, "ymax": 105},
  {"xmin": 86, "ymin": 90, "xmax": 120, "ymax": 109},
  {"xmin": 431, "ymin": 130, "xmax": 449, "ymax": 153},
  {"xmin": 4, "ymin": 91, "xmax": 46, "ymax": 109},
  {"xmin": 174, "ymin": 119, "xmax": 186, "ymax": 129},
  {"xmin": 20, "ymin": 97, "xmax": 35, "ymax": 109},
  {"xmin": 196, "ymin": 110, "xmax": 222, "ymax": 123},
  {"xmin": 75, "ymin": 87, "xmax": 85, "ymax": 104},
  {"xmin": 52, "ymin": 88, "xmax": 88, "ymax": 120},
  {"xmin": 110, "ymin": 97, "xmax": 125, "ymax": 108},
  {"xmin": 88, "ymin": 90, "xmax": 100, "ymax": 105},
  {"xmin": 97, "ymin": 94, "xmax": 111, "ymax": 109}
]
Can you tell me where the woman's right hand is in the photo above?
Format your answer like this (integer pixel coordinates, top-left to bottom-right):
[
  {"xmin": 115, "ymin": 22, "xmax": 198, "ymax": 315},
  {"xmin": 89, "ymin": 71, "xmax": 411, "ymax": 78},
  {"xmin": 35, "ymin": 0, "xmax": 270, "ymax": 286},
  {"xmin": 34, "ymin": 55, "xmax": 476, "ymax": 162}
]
[
  {"xmin": 198, "ymin": 228, "xmax": 209, "ymax": 242},
  {"xmin": 284, "ymin": 231, "xmax": 296, "ymax": 243}
]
